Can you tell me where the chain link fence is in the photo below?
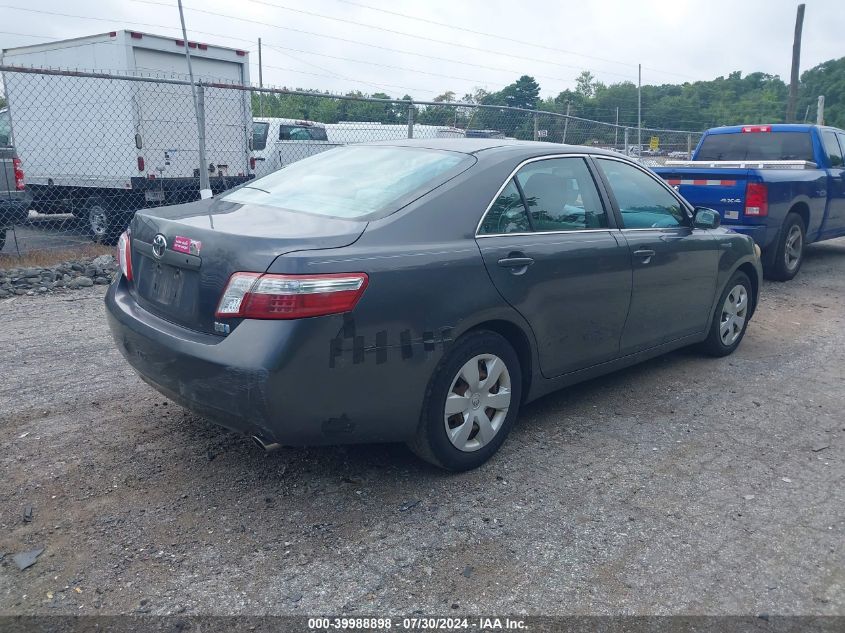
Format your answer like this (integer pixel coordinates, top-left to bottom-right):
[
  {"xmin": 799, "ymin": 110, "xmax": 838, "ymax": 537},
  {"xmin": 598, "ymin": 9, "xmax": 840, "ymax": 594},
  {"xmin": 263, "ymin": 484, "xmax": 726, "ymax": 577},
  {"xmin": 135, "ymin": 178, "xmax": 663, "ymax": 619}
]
[{"xmin": 0, "ymin": 65, "xmax": 702, "ymax": 257}]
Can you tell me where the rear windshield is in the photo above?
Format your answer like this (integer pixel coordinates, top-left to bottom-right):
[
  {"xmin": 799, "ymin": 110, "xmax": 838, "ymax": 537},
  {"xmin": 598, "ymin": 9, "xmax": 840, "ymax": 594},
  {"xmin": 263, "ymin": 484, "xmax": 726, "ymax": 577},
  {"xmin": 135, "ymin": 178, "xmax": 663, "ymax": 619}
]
[
  {"xmin": 223, "ymin": 145, "xmax": 473, "ymax": 219},
  {"xmin": 696, "ymin": 131, "xmax": 814, "ymax": 161},
  {"xmin": 279, "ymin": 124, "xmax": 328, "ymax": 141}
]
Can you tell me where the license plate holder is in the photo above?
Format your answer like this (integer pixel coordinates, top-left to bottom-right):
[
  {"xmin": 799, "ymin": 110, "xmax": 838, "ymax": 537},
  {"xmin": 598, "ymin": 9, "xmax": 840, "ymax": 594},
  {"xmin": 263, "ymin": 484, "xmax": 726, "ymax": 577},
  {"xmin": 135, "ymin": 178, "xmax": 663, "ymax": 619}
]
[
  {"xmin": 144, "ymin": 190, "xmax": 165, "ymax": 203},
  {"xmin": 148, "ymin": 264, "xmax": 184, "ymax": 306}
]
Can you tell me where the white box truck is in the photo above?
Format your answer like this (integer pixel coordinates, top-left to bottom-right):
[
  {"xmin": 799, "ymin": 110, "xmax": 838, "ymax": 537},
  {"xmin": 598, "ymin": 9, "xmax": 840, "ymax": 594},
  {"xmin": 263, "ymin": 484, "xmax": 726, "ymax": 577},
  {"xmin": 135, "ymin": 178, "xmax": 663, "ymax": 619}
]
[{"xmin": 1, "ymin": 30, "xmax": 252, "ymax": 243}]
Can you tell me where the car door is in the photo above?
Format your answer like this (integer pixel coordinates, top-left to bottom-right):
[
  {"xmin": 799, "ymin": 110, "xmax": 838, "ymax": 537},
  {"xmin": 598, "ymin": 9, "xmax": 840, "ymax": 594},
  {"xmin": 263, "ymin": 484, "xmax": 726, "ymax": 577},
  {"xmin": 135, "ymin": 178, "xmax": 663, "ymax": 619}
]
[
  {"xmin": 593, "ymin": 156, "xmax": 718, "ymax": 355},
  {"xmin": 476, "ymin": 156, "xmax": 632, "ymax": 378},
  {"xmin": 820, "ymin": 129, "xmax": 845, "ymax": 236}
]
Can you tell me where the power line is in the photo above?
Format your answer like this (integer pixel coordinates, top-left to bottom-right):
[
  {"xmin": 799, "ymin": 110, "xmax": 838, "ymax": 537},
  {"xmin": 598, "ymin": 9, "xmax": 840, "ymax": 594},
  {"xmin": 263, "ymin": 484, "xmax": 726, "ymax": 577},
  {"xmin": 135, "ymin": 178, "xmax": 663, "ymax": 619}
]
[
  {"xmin": 134, "ymin": 0, "xmax": 640, "ymax": 81},
  {"xmin": 338, "ymin": 0, "xmax": 696, "ymax": 80}
]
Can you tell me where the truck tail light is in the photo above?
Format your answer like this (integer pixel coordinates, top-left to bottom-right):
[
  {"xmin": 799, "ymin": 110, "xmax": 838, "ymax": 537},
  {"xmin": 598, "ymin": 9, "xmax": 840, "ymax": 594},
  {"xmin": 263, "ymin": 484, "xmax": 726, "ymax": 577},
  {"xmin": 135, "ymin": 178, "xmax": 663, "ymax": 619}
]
[
  {"xmin": 137, "ymin": 156, "xmax": 145, "ymax": 172},
  {"xmin": 249, "ymin": 156, "xmax": 256, "ymax": 170},
  {"xmin": 117, "ymin": 230, "xmax": 133, "ymax": 281},
  {"xmin": 744, "ymin": 182, "xmax": 768, "ymax": 217},
  {"xmin": 12, "ymin": 157, "xmax": 24, "ymax": 190},
  {"xmin": 216, "ymin": 272, "xmax": 368, "ymax": 320},
  {"xmin": 741, "ymin": 125, "xmax": 771, "ymax": 133}
]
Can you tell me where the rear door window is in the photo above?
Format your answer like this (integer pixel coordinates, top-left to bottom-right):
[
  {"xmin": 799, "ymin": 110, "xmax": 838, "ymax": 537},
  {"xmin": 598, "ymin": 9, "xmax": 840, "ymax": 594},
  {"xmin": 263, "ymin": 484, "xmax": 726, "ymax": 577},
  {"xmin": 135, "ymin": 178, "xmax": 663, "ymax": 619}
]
[
  {"xmin": 821, "ymin": 129, "xmax": 844, "ymax": 167},
  {"xmin": 696, "ymin": 131, "xmax": 814, "ymax": 161},
  {"xmin": 515, "ymin": 158, "xmax": 608, "ymax": 231},
  {"xmin": 478, "ymin": 179, "xmax": 530, "ymax": 235}
]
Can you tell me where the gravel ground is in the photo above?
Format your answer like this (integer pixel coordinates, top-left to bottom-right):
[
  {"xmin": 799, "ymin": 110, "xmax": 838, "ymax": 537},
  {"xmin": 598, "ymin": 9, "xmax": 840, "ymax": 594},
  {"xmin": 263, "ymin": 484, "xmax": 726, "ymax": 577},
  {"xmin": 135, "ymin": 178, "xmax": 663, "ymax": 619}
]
[{"xmin": 0, "ymin": 241, "xmax": 843, "ymax": 616}]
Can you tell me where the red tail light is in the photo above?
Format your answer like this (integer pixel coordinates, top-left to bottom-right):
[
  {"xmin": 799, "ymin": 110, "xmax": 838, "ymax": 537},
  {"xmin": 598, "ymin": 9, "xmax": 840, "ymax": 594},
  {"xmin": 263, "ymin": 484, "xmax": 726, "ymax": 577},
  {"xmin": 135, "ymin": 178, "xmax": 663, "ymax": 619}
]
[
  {"xmin": 745, "ymin": 182, "xmax": 768, "ymax": 217},
  {"xmin": 741, "ymin": 125, "xmax": 771, "ymax": 133},
  {"xmin": 117, "ymin": 231, "xmax": 133, "ymax": 281},
  {"xmin": 249, "ymin": 156, "xmax": 256, "ymax": 170},
  {"xmin": 216, "ymin": 272, "xmax": 368, "ymax": 320},
  {"xmin": 12, "ymin": 158, "xmax": 24, "ymax": 190},
  {"xmin": 137, "ymin": 156, "xmax": 145, "ymax": 172}
]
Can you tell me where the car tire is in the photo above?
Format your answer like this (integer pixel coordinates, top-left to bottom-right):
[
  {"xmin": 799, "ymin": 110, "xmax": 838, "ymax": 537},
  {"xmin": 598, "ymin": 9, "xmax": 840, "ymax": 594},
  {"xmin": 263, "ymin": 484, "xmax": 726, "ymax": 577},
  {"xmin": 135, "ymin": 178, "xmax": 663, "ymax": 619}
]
[
  {"xmin": 85, "ymin": 196, "xmax": 123, "ymax": 245},
  {"xmin": 766, "ymin": 213, "xmax": 805, "ymax": 281},
  {"xmin": 408, "ymin": 330, "xmax": 522, "ymax": 471},
  {"xmin": 700, "ymin": 271, "xmax": 753, "ymax": 357}
]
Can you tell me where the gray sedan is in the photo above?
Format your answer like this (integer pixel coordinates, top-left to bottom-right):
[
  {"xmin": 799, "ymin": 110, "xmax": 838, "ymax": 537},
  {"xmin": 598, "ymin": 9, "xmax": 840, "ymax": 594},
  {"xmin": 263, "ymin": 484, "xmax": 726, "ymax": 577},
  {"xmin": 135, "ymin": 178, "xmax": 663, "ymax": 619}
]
[{"xmin": 105, "ymin": 139, "xmax": 762, "ymax": 471}]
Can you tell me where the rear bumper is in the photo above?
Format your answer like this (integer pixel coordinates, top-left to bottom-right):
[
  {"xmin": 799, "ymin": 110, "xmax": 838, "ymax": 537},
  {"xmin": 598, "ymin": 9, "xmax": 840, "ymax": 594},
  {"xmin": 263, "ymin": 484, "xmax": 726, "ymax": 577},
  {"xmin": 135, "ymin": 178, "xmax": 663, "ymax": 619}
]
[
  {"xmin": 0, "ymin": 190, "xmax": 31, "ymax": 227},
  {"xmin": 104, "ymin": 278, "xmax": 430, "ymax": 446}
]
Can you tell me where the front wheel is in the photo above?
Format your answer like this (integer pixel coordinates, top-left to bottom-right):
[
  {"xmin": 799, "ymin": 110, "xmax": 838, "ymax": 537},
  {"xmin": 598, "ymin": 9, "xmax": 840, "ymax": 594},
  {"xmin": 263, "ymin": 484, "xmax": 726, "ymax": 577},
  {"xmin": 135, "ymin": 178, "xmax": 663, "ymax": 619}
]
[
  {"xmin": 700, "ymin": 271, "xmax": 753, "ymax": 357},
  {"xmin": 766, "ymin": 213, "xmax": 805, "ymax": 281},
  {"xmin": 408, "ymin": 330, "xmax": 522, "ymax": 471}
]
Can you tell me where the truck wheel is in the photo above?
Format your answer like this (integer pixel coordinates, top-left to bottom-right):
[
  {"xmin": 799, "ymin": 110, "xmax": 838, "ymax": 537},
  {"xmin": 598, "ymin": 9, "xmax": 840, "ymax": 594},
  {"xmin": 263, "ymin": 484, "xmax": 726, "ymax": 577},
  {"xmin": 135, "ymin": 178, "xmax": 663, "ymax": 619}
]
[
  {"xmin": 85, "ymin": 197, "xmax": 122, "ymax": 245},
  {"xmin": 767, "ymin": 213, "xmax": 805, "ymax": 281}
]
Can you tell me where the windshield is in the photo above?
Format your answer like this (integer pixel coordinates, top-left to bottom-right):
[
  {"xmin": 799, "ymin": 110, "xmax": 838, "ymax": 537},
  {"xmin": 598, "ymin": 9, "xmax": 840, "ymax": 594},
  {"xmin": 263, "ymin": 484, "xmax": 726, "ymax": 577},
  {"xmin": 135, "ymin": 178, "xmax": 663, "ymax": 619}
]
[
  {"xmin": 224, "ymin": 145, "xmax": 473, "ymax": 219},
  {"xmin": 696, "ymin": 131, "xmax": 814, "ymax": 161}
]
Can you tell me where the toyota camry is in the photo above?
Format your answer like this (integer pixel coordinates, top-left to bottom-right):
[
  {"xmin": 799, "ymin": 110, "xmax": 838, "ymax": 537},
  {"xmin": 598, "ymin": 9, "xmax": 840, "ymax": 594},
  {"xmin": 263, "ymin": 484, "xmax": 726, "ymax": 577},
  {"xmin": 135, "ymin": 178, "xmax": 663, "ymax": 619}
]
[{"xmin": 105, "ymin": 139, "xmax": 762, "ymax": 471}]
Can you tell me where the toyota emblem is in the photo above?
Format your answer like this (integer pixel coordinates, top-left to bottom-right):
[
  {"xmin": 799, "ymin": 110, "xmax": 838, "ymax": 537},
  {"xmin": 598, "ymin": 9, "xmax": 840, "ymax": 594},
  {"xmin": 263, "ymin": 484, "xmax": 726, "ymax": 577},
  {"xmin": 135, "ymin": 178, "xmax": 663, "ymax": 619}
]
[{"xmin": 152, "ymin": 234, "xmax": 167, "ymax": 259}]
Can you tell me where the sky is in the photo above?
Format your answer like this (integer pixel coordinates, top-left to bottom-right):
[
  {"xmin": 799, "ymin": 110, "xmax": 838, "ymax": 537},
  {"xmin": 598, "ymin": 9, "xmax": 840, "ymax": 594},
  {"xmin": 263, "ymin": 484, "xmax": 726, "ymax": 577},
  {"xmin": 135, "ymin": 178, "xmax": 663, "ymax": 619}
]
[{"xmin": 0, "ymin": 0, "xmax": 843, "ymax": 101}]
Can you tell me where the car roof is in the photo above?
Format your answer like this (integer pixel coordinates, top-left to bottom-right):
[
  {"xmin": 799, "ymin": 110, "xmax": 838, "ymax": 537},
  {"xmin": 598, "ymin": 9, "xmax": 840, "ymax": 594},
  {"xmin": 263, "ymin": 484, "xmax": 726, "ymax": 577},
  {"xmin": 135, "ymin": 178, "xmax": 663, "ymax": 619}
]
[{"xmin": 362, "ymin": 137, "xmax": 621, "ymax": 158}]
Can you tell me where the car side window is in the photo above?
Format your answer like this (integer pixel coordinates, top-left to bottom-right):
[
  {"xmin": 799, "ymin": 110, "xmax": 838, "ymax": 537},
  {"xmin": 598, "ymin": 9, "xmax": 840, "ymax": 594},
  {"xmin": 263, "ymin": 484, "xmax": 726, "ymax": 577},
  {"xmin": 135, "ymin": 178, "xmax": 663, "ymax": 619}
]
[
  {"xmin": 478, "ymin": 179, "xmax": 530, "ymax": 235},
  {"xmin": 822, "ymin": 130, "xmax": 844, "ymax": 167},
  {"xmin": 837, "ymin": 134, "xmax": 845, "ymax": 166},
  {"xmin": 595, "ymin": 158, "xmax": 686, "ymax": 229},
  {"xmin": 514, "ymin": 158, "xmax": 608, "ymax": 231}
]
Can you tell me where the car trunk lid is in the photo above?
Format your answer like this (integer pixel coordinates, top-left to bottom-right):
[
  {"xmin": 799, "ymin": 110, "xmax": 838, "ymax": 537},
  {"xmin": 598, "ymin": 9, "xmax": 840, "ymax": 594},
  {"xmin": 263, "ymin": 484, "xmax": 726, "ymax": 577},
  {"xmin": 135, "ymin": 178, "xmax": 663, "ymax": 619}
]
[{"xmin": 129, "ymin": 197, "xmax": 367, "ymax": 334}]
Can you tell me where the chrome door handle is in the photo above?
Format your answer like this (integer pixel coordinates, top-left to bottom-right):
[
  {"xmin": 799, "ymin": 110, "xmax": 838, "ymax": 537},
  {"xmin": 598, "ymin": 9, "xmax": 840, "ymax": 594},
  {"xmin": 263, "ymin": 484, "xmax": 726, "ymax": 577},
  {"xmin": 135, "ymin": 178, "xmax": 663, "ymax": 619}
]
[{"xmin": 633, "ymin": 249, "xmax": 655, "ymax": 263}]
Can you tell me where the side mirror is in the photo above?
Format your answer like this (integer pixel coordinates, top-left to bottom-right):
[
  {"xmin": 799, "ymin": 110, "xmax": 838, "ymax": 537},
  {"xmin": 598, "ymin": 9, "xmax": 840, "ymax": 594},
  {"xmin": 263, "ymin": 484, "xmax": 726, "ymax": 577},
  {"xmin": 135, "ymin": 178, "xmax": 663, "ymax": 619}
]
[{"xmin": 693, "ymin": 207, "xmax": 721, "ymax": 230}]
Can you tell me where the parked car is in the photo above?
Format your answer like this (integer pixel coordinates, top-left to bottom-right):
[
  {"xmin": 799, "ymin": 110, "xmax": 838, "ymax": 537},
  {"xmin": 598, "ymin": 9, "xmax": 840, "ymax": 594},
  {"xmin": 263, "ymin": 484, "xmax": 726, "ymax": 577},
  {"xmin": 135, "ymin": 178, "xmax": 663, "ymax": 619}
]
[
  {"xmin": 105, "ymin": 140, "xmax": 762, "ymax": 471},
  {"xmin": 653, "ymin": 124, "xmax": 845, "ymax": 280},
  {"xmin": 0, "ymin": 108, "xmax": 30, "ymax": 253}
]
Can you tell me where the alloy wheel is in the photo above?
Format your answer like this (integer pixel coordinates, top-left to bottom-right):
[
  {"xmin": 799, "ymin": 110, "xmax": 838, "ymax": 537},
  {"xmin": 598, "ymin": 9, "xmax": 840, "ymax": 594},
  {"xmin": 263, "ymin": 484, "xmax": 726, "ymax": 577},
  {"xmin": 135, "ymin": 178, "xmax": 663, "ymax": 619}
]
[{"xmin": 784, "ymin": 225, "xmax": 802, "ymax": 271}]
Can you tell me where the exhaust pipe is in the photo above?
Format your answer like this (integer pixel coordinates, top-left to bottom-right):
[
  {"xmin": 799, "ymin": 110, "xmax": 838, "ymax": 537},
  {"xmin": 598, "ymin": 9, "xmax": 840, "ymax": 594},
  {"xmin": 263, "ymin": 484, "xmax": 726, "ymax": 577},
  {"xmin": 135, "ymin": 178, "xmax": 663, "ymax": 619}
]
[{"xmin": 251, "ymin": 435, "xmax": 282, "ymax": 452}]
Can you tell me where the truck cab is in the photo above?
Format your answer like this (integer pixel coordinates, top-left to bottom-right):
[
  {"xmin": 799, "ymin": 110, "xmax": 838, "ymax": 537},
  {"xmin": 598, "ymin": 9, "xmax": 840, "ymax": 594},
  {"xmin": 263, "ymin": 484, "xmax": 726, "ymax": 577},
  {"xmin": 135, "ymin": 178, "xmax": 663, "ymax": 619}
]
[
  {"xmin": 0, "ymin": 108, "xmax": 31, "ymax": 252},
  {"xmin": 251, "ymin": 118, "xmax": 338, "ymax": 179},
  {"xmin": 653, "ymin": 124, "xmax": 845, "ymax": 280}
]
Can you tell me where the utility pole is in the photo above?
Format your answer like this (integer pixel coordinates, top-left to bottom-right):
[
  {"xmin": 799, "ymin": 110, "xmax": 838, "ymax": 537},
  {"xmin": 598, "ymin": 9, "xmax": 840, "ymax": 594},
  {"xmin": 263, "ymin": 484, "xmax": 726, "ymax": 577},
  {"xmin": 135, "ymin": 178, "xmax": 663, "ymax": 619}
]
[
  {"xmin": 562, "ymin": 102, "xmax": 571, "ymax": 144},
  {"xmin": 817, "ymin": 95, "xmax": 825, "ymax": 125},
  {"xmin": 615, "ymin": 106, "xmax": 619, "ymax": 148},
  {"xmin": 533, "ymin": 112, "xmax": 538, "ymax": 142},
  {"xmin": 637, "ymin": 64, "xmax": 642, "ymax": 157},
  {"xmin": 177, "ymin": 0, "xmax": 211, "ymax": 199},
  {"xmin": 786, "ymin": 4, "xmax": 806, "ymax": 123},
  {"xmin": 258, "ymin": 37, "xmax": 264, "ymax": 117}
]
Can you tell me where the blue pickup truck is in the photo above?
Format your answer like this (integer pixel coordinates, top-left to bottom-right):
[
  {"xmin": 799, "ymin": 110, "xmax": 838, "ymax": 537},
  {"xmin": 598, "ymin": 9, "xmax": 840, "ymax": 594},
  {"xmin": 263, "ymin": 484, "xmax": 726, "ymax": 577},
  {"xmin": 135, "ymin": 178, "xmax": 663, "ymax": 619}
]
[{"xmin": 653, "ymin": 124, "xmax": 845, "ymax": 280}]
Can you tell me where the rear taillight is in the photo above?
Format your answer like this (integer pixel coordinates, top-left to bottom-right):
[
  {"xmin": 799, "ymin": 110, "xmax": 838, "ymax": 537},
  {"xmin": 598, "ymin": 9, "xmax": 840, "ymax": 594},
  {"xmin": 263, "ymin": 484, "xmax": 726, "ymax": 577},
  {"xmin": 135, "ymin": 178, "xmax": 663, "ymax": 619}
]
[
  {"xmin": 12, "ymin": 157, "xmax": 25, "ymax": 190},
  {"xmin": 741, "ymin": 125, "xmax": 771, "ymax": 133},
  {"xmin": 745, "ymin": 182, "xmax": 768, "ymax": 217},
  {"xmin": 249, "ymin": 156, "xmax": 256, "ymax": 170},
  {"xmin": 137, "ymin": 156, "xmax": 145, "ymax": 172},
  {"xmin": 215, "ymin": 272, "xmax": 368, "ymax": 320},
  {"xmin": 117, "ymin": 230, "xmax": 133, "ymax": 281}
]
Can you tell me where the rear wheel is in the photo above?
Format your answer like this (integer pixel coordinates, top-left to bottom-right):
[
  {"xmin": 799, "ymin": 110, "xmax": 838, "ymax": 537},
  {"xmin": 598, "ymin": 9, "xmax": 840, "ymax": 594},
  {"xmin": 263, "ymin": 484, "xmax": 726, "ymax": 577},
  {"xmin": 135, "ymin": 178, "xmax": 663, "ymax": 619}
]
[
  {"xmin": 700, "ymin": 271, "xmax": 753, "ymax": 357},
  {"xmin": 766, "ymin": 213, "xmax": 805, "ymax": 281},
  {"xmin": 85, "ymin": 197, "xmax": 123, "ymax": 245},
  {"xmin": 408, "ymin": 330, "xmax": 522, "ymax": 471}
]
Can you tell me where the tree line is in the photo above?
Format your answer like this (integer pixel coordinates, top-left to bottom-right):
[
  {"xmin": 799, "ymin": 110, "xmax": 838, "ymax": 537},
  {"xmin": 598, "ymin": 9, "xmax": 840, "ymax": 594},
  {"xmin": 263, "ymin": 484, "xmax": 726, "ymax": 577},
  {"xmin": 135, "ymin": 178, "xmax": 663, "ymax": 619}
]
[{"xmin": 250, "ymin": 55, "xmax": 845, "ymax": 138}]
